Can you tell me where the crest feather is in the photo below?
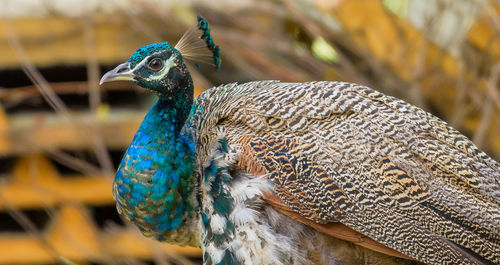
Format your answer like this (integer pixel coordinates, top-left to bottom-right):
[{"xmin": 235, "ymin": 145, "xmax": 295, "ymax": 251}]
[{"xmin": 175, "ymin": 15, "xmax": 221, "ymax": 70}]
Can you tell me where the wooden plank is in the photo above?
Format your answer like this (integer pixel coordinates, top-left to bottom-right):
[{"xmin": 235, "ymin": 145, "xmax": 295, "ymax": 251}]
[
  {"xmin": 46, "ymin": 205, "xmax": 101, "ymax": 261},
  {"xmin": 0, "ymin": 15, "xmax": 154, "ymax": 68},
  {"xmin": 0, "ymin": 237, "xmax": 56, "ymax": 264},
  {"xmin": 0, "ymin": 205, "xmax": 201, "ymax": 264},
  {"xmin": 0, "ymin": 82, "xmax": 140, "ymax": 101},
  {"xmin": 0, "ymin": 107, "xmax": 9, "ymax": 153},
  {"xmin": 0, "ymin": 154, "xmax": 114, "ymax": 210},
  {"xmin": 0, "ymin": 110, "xmax": 144, "ymax": 155},
  {"xmin": 101, "ymin": 229, "xmax": 202, "ymax": 259}
]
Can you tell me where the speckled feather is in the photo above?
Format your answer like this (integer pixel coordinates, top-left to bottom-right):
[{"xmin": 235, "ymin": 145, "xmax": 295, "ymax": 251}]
[
  {"xmin": 108, "ymin": 17, "xmax": 500, "ymax": 265},
  {"xmin": 186, "ymin": 81, "xmax": 500, "ymax": 265}
]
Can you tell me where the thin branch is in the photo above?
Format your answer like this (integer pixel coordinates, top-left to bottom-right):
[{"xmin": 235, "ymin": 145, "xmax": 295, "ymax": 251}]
[
  {"xmin": 45, "ymin": 149, "xmax": 103, "ymax": 176},
  {"xmin": 472, "ymin": 62, "xmax": 500, "ymax": 146},
  {"xmin": 0, "ymin": 193, "xmax": 61, "ymax": 262},
  {"xmin": 450, "ymin": 62, "xmax": 468, "ymax": 128},
  {"xmin": 0, "ymin": 81, "xmax": 141, "ymax": 102},
  {"xmin": 4, "ymin": 21, "xmax": 71, "ymax": 119},
  {"xmin": 83, "ymin": 16, "xmax": 115, "ymax": 175},
  {"xmin": 83, "ymin": 16, "xmax": 102, "ymax": 112}
]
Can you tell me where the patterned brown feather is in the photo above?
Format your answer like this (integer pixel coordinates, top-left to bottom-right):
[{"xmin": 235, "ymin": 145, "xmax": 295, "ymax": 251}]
[
  {"xmin": 237, "ymin": 136, "xmax": 409, "ymax": 259},
  {"xmin": 262, "ymin": 190, "xmax": 414, "ymax": 260},
  {"xmin": 188, "ymin": 80, "xmax": 500, "ymax": 264}
]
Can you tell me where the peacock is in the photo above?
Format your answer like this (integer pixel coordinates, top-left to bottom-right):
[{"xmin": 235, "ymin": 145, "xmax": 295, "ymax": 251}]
[{"xmin": 100, "ymin": 15, "xmax": 500, "ymax": 265}]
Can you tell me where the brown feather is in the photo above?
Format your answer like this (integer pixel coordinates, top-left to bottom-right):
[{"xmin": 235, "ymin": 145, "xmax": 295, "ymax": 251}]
[
  {"xmin": 189, "ymin": 80, "xmax": 500, "ymax": 264},
  {"xmin": 236, "ymin": 139, "xmax": 415, "ymax": 261},
  {"xmin": 262, "ymin": 191, "xmax": 415, "ymax": 261}
]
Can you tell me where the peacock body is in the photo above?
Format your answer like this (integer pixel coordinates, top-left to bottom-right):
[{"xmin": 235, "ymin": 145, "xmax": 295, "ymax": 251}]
[{"xmin": 101, "ymin": 16, "xmax": 500, "ymax": 265}]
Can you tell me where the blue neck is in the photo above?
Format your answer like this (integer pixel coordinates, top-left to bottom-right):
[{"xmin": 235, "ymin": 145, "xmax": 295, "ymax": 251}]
[{"xmin": 113, "ymin": 97, "xmax": 197, "ymax": 241}]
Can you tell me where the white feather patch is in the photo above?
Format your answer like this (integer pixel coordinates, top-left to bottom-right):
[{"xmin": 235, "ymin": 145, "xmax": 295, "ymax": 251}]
[
  {"xmin": 210, "ymin": 214, "xmax": 227, "ymax": 235},
  {"xmin": 230, "ymin": 205, "xmax": 258, "ymax": 227},
  {"xmin": 234, "ymin": 244, "xmax": 253, "ymax": 265},
  {"xmin": 205, "ymin": 243, "xmax": 224, "ymax": 264},
  {"xmin": 230, "ymin": 177, "xmax": 270, "ymax": 203}
]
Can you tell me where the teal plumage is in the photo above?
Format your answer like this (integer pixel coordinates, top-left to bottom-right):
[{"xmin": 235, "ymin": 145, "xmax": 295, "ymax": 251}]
[
  {"xmin": 108, "ymin": 40, "xmax": 199, "ymax": 244},
  {"xmin": 127, "ymin": 42, "xmax": 179, "ymax": 68},
  {"xmin": 101, "ymin": 16, "xmax": 500, "ymax": 265},
  {"xmin": 113, "ymin": 95, "xmax": 197, "ymax": 242}
]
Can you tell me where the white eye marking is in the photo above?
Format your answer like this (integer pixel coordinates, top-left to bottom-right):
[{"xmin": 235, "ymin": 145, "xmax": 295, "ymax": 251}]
[{"xmin": 148, "ymin": 56, "xmax": 177, "ymax": 81}]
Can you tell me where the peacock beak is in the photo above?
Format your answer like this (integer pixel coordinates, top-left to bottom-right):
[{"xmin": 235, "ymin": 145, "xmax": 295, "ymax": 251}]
[{"xmin": 100, "ymin": 62, "xmax": 135, "ymax": 85}]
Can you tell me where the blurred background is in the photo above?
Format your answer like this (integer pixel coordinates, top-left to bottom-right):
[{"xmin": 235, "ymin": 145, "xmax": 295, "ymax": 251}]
[{"xmin": 0, "ymin": 0, "xmax": 499, "ymax": 264}]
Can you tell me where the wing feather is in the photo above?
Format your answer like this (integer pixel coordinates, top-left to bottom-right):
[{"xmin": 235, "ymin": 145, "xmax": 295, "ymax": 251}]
[{"xmin": 189, "ymin": 80, "xmax": 500, "ymax": 264}]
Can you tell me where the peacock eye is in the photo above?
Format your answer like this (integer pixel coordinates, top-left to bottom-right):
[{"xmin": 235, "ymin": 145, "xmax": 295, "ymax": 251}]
[{"xmin": 147, "ymin": 58, "xmax": 163, "ymax": 71}]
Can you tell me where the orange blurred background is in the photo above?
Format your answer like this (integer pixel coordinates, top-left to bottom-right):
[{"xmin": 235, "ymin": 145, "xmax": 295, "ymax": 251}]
[{"xmin": 0, "ymin": 0, "xmax": 499, "ymax": 264}]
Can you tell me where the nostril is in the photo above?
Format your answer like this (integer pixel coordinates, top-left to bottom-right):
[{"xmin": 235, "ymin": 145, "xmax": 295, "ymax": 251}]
[
  {"xmin": 100, "ymin": 62, "xmax": 133, "ymax": 85},
  {"xmin": 116, "ymin": 67, "xmax": 129, "ymax": 73}
]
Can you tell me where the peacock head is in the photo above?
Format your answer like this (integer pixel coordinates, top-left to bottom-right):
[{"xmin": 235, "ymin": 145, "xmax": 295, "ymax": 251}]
[
  {"xmin": 100, "ymin": 42, "xmax": 191, "ymax": 96},
  {"xmin": 100, "ymin": 15, "xmax": 220, "ymax": 98}
]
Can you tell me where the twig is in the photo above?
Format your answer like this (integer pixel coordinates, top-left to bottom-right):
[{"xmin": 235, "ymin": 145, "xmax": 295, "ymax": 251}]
[
  {"xmin": 83, "ymin": 16, "xmax": 115, "ymax": 176},
  {"xmin": 123, "ymin": 219, "xmax": 197, "ymax": 265},
  {"xmin": 45, "ymin": 149, "xmax": 103, "ymax": 176},
  {"xmin": 4, "ymin": 21, "xmax": 71, "ymax": 119},
  {"xmin": 83, "ymin": 16, "xmax": 101, "ymax": 112},
  {"xmin": 472, "ymin": 62, "xmax": 500, "ymax": 146},
  {"xmin": 125, "ymin": 8, "xmax": 163, "ymax": 43},
  {"xmin": 450, "ymin": 62, "xmax": 468, "ymax": 128},
  {"xmin": 485, "ymin": 65, "xmax": 500, "ymax": 110},
  {"xmin": 0, "ymin": 193, "xmax": 61, "ymax": 261},
  {"xmin": 0, "ymin": 81, "xmax": 141, "ymax": 102},
  {"xmin": 407, "ymin": 38, "xmax": 430, "ymax": 110}
]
